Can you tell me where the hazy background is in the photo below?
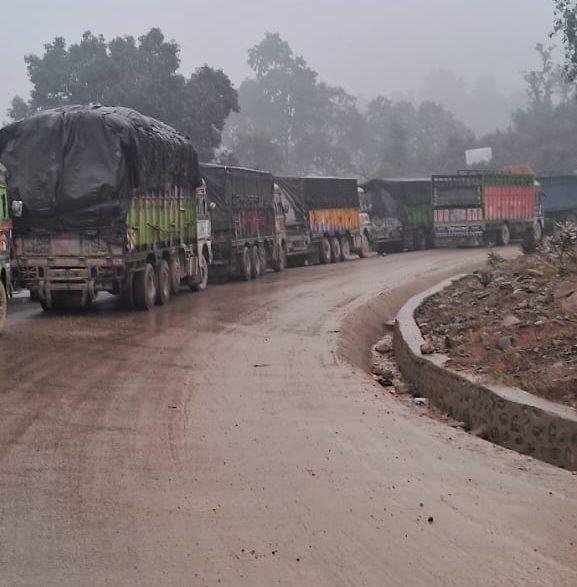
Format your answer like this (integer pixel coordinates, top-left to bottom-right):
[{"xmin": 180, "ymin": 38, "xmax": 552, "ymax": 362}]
[{"xmin": 0, "ymin": 0, "xmax": 557, "ymax": 132}]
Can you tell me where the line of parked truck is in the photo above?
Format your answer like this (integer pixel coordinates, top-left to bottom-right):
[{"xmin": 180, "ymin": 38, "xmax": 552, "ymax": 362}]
[{"xmin": 0, "ymin": 105, "xmax": 574, "ymax": 333}]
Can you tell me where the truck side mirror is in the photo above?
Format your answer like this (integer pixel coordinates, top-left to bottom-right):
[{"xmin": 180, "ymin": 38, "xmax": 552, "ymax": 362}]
[{"xmin": 11, "ymin": 200, "xmax": 23, "ymax": 217}]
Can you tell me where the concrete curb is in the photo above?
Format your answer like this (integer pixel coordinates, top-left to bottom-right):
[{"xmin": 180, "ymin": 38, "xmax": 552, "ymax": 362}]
[{"xmin": 393, "ymin": 275, "xmax": 577, "ymax": 471}]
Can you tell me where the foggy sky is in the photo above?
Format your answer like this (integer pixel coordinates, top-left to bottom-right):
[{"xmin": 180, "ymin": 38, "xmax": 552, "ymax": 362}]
[{"xmin": 0, "ymin": 0, "xmax": 559, "ymax": 127}]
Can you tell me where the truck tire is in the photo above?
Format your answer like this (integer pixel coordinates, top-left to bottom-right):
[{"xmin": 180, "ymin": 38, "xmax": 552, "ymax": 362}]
[
  {"xmin": 359, "ymin": 232, "xmax": 371, "ymax": 258},
  {"xmin": 497, "ymin": 223, "xmax": 510, "ymax": 246},
  {"xmin": 533, "ymin": 220, "xmax": 543, "ymax": 243},
  {"xmin": 251, "ymin": 245, "xmax": 263, "ymax": 278},
  {"xmin": 320, "ymin": 238, "xmax": 332, "ymax": 264},
  {"xmin": 133, "ymin": 263, "xmax": 157, "ymax": 311},
  {"xmin": 155, "ymin": 260, "xmax": 171, "ymax": 305},
  {"xmin": 240, "ymin": 247, "xmax": 252, "ymax": 281},
  {"xmin": 119, "ymin": 273, "xmax": 135, "ymax": 310},
  {"xmin": 190, "ymin": 254, "xmax": 208, "ymax": 291},
  {"xmin": 272, "ymin": 243, "xmax": 286, "ymax": 272},
  {"xmin": 168, "ymin": 257, "xmax": 181, "ymax": 295},
  {"xmin": 0, "ymin": 280, "xmax": 7, "ymax": 333},
  {"xmin": 330, "ymin": 237, "xmax": 341, "ymax": 263},
  {"xmin": 340, "ymin": 237, "xmax": 351, "ymax": 260}
]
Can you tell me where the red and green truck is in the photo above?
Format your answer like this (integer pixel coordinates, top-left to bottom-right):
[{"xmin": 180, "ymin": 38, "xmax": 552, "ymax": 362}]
[
  {"xmin": 0, "ymin": 105, "xmax": 210, "ymax": 311},
  {"xmin": 432, "ymin": 168, "xmax": 542, "ymax": 247}
]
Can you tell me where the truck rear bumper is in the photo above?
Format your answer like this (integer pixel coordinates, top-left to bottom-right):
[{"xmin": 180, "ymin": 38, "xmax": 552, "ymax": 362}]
[{"xmin": 16, "ymin": 262, "xmax": 123, "ymax": 299}]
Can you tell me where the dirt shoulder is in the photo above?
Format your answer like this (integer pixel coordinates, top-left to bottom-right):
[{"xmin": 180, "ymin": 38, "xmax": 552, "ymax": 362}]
[{"xmin": 415, "ymin": 247, "xmax": 577, "ymax": 410}]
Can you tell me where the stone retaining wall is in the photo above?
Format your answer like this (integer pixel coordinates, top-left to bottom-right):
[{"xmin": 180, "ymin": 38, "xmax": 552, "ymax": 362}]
[{"xmin": 394, "ymin": 277, "xmax": 577, "ymax": 471}]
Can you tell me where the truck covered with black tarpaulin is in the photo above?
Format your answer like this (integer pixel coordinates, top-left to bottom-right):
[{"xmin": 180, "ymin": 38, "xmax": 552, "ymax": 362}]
[
  {"xmin": 0, "ymin": 105, "xmax": 211, "ymax": 310},
  {"xmin": 200, "ymin": 164, "xmax": 286, "ymax": 279},
  {"xmin": 274, "ymin": 176, "xmax": 363, "ymax": 266},
  {"xmin": 538, "ymin": 175, "xmax": 577, "ymax": 233}
]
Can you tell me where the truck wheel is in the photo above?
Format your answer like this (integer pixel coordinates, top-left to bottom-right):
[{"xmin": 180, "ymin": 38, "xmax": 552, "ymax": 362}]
[
  {"xmin": 155, "ymin": 260, "xmax": 171, "ymax": 305},
  {"xmin": 497, "ymin": 223, "xmax": 510, "ymax": 246},
  {"xmin": 119, "ymin": 273, "xmax": 135, "ymax": 310},
  {"xmin": 330, "ymin": 237, "xmax": 341, "ymax": 263},
  {"xmin": 168, "ymin": 257, "xmax": 181, "ymax": 295},
  {"xmin": 272, "ymin": 243, "xmax": 286, "ymax": 272},
  {"xmin": 133, "ymin": 263, "xmax": 157, "ymax": 311},
  {"xmin": 359, "ymin": 232, "xmax": 371, "ymax": 258},
  {"xmin": 320, "ymin": 238, "xmax": 332, "ymax": 264},
  {"xmin": 0, "ymin": 280, "xmax": 7, "ymax": 333},
  {"xmin": 340, "ymin": 237, "xmax": 351, "ymax": 260},
  {"xmin": 191, "ymin": 254, "xmax": 208, "ymax": 291},
  {"xmin": 251, "ymin": 245, "xmax": 263, "ymax": 278},
  {"xmin": 533, "ymin": 221, "xmax": 543, "ymax": 243},
  {"xmin": 240, "ymin": 247, "xmax": 252, "ymax": 281}
]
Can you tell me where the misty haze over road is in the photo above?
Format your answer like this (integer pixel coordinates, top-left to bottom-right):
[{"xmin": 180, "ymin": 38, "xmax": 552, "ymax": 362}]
[{"xmin": 0, "ymin": 0, "xmax": 558, "ymax": 133}]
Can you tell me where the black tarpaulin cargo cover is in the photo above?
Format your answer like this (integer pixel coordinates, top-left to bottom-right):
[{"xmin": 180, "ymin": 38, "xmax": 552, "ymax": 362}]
[
  {"xmin": 361, "ymin": 178, "xmax": 431, "ymax": 220},
  {"xmin": 0, "ymin": 105, "xmax": 201, "ymax": 240},
  {"xmin": 538, "ymin": 175, "xmax": 577, "ymax": 213},
  {"xmin": 200, "ymin": 164, "xmax": 274, "ymax": 232},
  {"xmin": 275, "ymin": 176, "xmax": 358, "ymax": 226}
]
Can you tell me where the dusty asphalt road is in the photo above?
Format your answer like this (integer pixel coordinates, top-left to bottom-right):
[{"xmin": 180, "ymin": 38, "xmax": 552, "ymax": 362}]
[{"xmin": 0, "ymin": 249, "xmax": 576, "ymax": 587}]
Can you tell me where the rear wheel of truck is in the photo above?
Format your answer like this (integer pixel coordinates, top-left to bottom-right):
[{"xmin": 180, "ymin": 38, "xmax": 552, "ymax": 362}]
[
  {"xmin": 119, "ymin": 273, "xmax": 135, "ymax": 310},
  {"xmin": 190, "ymin": 254, "xmax": 208, "ymax": 291},
  {"xmin": 533, "ymin": 220, "xmax": 543, "ymax": 243},
  {"xmin": 359, "ymin": 232, "xmax": 371, "ymax": 258},
  {"xmin": 240, "ymin": 247, "xmax": 252, "ymax": 281},
  {"xmin": 272, "ymin": 243, "xmax": 286, "ymax": 272},
  {"xmin": 497, "ymin": 223, "xmax": 510, "ymax": 246},
  {"xmin": 251, "ymin": 245, "xmax": 263, "ymax": 278},
  {"xmin": 169, "ymin": 257, "xmax": 181, "ymax": 295},
  {"xmin": 155, "ymin": 260, "xmax": 171, "ymax": 305},
  {"xmin": 320, "ymin": 238, "xmax": 332, "ymax": 264},
  {"xmin": 0, "ymin": 280, "xmax": 7, "ymax": 333},
  {"xmin": 133, "ymin": 263, "xmax": 157, "ymax": 311},
  {"xmin": 340, "ymin": 237, "xmax": 351, "ymax": 260},
  {"xmin": 330, "ymin": 237, "xmax": 341, "ymax": 263}
]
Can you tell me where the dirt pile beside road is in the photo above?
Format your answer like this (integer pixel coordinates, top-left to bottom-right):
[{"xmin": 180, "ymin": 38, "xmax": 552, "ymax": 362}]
[{"xmin": 416, "ymin": 246, "xmax": 577, "ymax": 409}]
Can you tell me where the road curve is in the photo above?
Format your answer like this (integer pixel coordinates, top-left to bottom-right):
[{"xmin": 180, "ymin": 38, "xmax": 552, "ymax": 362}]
[{"xmin": 0, "ymin": 249, "xmax": 576, "ymax": 587}]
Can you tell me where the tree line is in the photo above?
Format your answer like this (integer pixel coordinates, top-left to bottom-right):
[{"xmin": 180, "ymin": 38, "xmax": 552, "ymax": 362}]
[{"xmin": 8, "ymin": 2, "xmax": 577, "ymax": 178}]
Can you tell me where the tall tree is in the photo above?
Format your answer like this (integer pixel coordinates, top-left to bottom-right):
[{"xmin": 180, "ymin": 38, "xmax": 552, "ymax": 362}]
[
  {"xmin": 553, "ymin": 1, "xmax": 577, "ymax": 81},
  {"xmin": 9, "ymin": 28, "xmax": 239, "ymax": 160},
  {"xmin": 478, "ymin": 42, "xmax": 577, "ymax": 174},
  {"xmin": 227, "ymin": 33, "xmax": 362, "ymax": 175},
  {"xmin": 362, "ymin": 96, "xmax": 474, "ymax": 177}
]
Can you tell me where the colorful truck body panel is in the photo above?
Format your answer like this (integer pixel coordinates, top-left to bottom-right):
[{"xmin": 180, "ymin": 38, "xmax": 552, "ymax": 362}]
[
  {"xmin": 308, "ymin": 208, "xmax": 359, "ymax": 235},
  {"xmin": 200, "ymin": 164, "xmax": 286, "ymax": 278},
  {"xmin": 432, "ymin": 172, "xmax": 539, "ymax": 246},
  {"xmin": 275, "ymin": 176, "xmax": 363, "ymax": 265},
  {"xmin": 359, "ymin": 178, "xmax": 433, "ymax": 251},
  {"xmin": 0, "ymin": 106, "xmax": 208, "ymax": 310}
]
